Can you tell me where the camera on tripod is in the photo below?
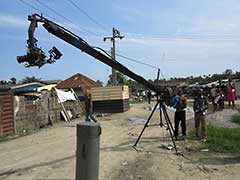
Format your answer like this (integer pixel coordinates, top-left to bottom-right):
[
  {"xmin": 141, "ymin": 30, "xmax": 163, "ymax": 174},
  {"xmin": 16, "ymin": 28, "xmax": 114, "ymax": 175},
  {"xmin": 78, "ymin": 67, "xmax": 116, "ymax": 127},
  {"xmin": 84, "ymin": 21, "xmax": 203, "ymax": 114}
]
[{"xmin": 156, "ymin": 87, "xmax": 174, "ymax": 106}]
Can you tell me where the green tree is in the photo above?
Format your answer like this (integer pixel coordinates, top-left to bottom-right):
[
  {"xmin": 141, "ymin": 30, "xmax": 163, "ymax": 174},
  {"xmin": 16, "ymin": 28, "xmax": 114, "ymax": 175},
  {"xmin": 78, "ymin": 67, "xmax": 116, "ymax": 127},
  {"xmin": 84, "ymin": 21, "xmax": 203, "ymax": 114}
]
[
  {"xmin": 21, "ymin": 76, "xmax": 41, "ymax": 83},
  {"xmin": 107, "ymin": 72, "xmax": 127, "ymax": 85},
  {"xmin": 107, "ymin": 72, "xmax": 144, "ymax": 90},
  {"xmin": 125, "ymin": 79, "xmax": 143, "ymax": 91},
  {"xmin": 224, "ymin": 69, "xmax": 233, "ymax": 75},
  {"xmin": 96, "ymin": 80, "xmax": 103, "ymax": 86},
  {"xmin": 9, "ymin": 77, "xmax": 17, "ymax": 84}
]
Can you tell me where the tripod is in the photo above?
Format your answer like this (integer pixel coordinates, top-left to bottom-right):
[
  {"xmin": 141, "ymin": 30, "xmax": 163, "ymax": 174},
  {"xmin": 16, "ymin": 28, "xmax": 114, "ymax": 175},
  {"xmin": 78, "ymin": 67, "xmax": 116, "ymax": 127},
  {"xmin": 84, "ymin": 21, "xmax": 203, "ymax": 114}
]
[{"xmin": 133, "ymin": 96, "xmax": 178, "ymax": 154}]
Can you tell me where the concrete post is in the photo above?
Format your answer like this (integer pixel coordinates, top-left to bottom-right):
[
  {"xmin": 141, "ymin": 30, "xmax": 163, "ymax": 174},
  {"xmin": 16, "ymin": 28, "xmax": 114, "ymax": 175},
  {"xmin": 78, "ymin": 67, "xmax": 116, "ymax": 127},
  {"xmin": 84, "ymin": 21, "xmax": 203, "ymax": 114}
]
[{"xmin": 76, "ymin": 122, "xmax": 101, "ymax": 180}]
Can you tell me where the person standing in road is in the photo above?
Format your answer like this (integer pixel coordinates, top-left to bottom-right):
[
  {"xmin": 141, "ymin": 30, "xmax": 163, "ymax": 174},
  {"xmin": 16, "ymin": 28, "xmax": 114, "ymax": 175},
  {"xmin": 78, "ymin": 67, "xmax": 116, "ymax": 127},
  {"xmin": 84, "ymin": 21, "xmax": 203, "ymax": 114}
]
[
  {"xmin": 147, "ymin": 89, "xmax": 152, "ymax": 104},
  {"xmin": 85, "ymin": 93, "xmax": 97, "ymax": 123},
  {"xmin": 172, "ymin": 89, "xmax": 187, "ymax": 141},
  {"xmin": 193, "ymin": 89, "xmax": 208, "ymax": 142},
  {"xmin": 227, "ymin": 79, "xmax": 237, "ymax": 109},
  {"xmin": 210, "ymin": 84, "xmax": 217, "ymax": 111}
]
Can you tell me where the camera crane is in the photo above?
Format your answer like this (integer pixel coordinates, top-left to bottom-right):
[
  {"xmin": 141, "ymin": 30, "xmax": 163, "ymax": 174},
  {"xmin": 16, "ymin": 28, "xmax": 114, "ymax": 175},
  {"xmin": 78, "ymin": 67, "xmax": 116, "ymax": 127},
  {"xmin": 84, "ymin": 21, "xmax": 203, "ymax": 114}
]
[{"xmin": 17, "ymin": 14, "xmax": 178, "ymax": 154}]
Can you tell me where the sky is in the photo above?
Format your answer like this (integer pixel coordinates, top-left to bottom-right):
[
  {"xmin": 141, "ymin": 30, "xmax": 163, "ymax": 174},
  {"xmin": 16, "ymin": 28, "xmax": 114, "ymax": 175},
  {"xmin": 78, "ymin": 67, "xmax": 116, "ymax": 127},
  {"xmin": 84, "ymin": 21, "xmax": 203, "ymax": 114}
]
[{"xmin": 1, "ymin": 0, "xmax": 240, "ymax": 84}]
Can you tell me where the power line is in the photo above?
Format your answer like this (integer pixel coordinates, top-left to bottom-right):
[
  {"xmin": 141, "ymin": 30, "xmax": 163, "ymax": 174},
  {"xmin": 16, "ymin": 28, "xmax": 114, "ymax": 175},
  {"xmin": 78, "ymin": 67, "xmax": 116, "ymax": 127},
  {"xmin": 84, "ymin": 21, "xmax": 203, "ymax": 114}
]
[
  {"xmin": 36, "ymin": 0, "xmax": 73, "ymax": 24},
  {"xmin": 94, "ymin": 47, "xmax": 166, "ymax": 80},
  {"xmin": 115, "ymin": 53, "xmax": 159, "ymax": 70},
  {"xmin": 125, "ymin": 32, "xmax": 240, "ymax": 41},
  {"xmin": 126, "ymin": 32, "xmax": 240, "ymax": 38},
  {"xmin": 93, "ymin": 47, "xmax": 160, "ymax": 72},
  {"xmin": 67, "ymin": 0, "xmax": 108, "ymax": 32},
  {"xmin": 18, "ymin": 0, "xmax": 95, "ymax": 45},
  {"xmin": 18, "ymin": 0, "xmax": 58, "ymax": 22},
  {"xmin": 128, "ymin": 36, "xmax": 240, "ymax": 41},
  {"xmin": 19, "ymin": 0, "xmax": 88, "ymax": 36},
  {"xmin": 115, "ymin": 52, "xmax": 166, "ymax": 79},
  {"xmin": 19, "ymin": 0, "xmax": 81, "ymax": 32},
  {"xmin": 35, "ymin": 0, "xmax": 98, "ymax": 36}
]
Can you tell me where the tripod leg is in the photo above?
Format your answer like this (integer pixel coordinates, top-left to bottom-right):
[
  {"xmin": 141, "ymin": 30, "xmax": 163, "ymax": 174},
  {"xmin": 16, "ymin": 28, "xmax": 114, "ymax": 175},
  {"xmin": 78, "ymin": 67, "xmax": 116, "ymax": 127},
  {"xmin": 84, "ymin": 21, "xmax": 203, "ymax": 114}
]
[
  {"xmin": 162, "ymin": 103, "xmax": 175, "ymax": 133},
  {"xmin": 133, "ymin": 101, "xmax": 159, "ymax": 147},
  {"xmin": 161, "ymin": 103, "xmax": 178, "ymax": 154},
  {"xmin": 159, "ymin": 102, "xmax": 163, "ymax": 127}
]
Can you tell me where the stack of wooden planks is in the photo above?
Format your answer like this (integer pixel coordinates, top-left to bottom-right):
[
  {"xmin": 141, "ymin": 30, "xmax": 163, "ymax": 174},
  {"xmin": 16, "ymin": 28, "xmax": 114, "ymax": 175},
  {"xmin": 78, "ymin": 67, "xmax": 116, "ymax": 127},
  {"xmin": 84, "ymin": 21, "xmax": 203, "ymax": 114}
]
[{"xmin": 91, "ymin": 86, "xmax": 129, "ymax": 113}]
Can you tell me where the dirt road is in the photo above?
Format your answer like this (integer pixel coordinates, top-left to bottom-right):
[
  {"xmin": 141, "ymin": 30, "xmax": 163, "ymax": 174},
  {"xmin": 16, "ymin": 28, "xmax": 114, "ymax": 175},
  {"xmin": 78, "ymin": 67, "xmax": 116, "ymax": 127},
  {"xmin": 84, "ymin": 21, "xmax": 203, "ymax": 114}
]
[{"xmin": 0, "ymin": 102, "xmax": 240, "ymax": 180}]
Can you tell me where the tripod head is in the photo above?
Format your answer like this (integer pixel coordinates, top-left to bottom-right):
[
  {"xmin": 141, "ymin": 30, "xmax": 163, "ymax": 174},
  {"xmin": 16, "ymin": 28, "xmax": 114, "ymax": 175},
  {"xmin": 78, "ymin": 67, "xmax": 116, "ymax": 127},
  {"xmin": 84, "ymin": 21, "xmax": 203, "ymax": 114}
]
[{"xmin": 156, "ymin": 87, "xmax": 174, "ymax": 106}]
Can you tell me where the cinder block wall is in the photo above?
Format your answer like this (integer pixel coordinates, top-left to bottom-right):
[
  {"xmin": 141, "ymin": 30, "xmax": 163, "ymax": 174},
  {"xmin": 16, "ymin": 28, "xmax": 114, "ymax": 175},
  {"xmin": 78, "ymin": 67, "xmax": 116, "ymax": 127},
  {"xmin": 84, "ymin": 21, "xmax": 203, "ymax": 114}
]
[{"xmin": 14, "ymin": 91, "xmax": 84, "ymax": 134}]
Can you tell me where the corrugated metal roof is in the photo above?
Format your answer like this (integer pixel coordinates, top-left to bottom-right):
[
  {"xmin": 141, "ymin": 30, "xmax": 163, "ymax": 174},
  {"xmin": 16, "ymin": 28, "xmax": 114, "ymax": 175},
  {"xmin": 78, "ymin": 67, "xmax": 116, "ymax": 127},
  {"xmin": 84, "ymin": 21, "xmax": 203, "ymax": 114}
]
[
  {"xmin": 11, "ymin": 82, "xmax": 44, "ymax": 92},
  {"xmin": 11, "ymin": 82, "xmax": 44, "ymax": 89},
  {"xmin": 158, "ymin": 81, "xmax": 187, "ymax": 87},
  {"xmin": 0, "ymin": 84, "xmax": 13, "ymax": 91},
  {"xmin": 40, "ymin": 80, "xmax": 62, "ymax": 85},
  {"xmin": 37, "ymin": 84, "xmax": 57, "ymax": 92},
  {"xmin": 56, "ymin": 73, "xmax": 101, "ymax": 90}
]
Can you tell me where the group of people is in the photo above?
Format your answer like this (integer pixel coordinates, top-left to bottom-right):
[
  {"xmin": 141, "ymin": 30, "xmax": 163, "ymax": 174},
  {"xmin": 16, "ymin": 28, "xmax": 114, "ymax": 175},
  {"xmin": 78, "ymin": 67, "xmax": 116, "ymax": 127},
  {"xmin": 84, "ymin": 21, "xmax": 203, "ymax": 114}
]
[
  {"xmin": 172, "ymin": 79, "xmax": 238, "ymax": 142},
  {"xmin": 210, "ymin": 80, "xmax": 237, "ymax": 111},
  {"xmin": 172, "ymin": 88, "xmax": 208, "ymax": 142},
  {"xmin": 84, "ymin": 80, "xmax": 238, "ymax": 141},
  {"xmin": 136, "ymin": 90, "xmax": 153, "ymax": 104},
  {"xmin": 210, "ymin": 85, "xmax": 225, "ymax": 111}
]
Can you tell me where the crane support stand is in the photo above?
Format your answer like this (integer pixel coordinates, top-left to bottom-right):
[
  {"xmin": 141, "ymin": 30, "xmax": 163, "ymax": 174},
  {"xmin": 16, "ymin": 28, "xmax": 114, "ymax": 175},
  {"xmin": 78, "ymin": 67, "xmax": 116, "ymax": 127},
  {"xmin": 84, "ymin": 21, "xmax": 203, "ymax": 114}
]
[
  {"xmin": 76, "ymin": 122, "xmax": 101, "ymax": 180},
  {"xmin": 133, "ymin": 97, "xmax": 178, "ymax": 154}
]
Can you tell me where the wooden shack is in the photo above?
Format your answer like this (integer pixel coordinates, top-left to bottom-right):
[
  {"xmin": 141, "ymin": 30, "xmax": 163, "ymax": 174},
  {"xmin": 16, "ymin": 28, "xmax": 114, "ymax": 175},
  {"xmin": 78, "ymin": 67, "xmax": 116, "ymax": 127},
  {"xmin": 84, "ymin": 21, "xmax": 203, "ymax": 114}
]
[{"xmin": 91, "ymin": 85, "xmax": 129, "ymax": 113}]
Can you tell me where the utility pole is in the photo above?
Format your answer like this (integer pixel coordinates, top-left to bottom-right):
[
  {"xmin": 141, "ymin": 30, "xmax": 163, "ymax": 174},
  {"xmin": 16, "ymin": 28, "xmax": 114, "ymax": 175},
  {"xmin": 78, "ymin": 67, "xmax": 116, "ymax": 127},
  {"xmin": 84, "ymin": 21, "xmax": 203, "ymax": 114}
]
[{"xmin": 103, "ymin": 28, "xmax": 124, "ymax": 85}]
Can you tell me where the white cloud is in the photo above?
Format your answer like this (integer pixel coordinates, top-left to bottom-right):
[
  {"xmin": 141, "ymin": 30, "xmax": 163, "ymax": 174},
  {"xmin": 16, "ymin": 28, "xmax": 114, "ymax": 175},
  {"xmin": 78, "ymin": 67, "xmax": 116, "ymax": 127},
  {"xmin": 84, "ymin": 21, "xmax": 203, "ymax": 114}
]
[
  {"xmin": 178, "ymin": 16, "xmax": 240, "ymax": 36},
  {"xmin": 114, "ymin": 30, "xmax": 240, "ymax": 79},
  {"xmin": 115, "ymin": 6, "xmax": 147, "ymax": 23},
  {"xmin": 123, "ymin": 32, "xmax": 237, "ymax": 49},
  {"xmin": 0, "ymin": 14, "xmax": 28, "ymax": 28}
]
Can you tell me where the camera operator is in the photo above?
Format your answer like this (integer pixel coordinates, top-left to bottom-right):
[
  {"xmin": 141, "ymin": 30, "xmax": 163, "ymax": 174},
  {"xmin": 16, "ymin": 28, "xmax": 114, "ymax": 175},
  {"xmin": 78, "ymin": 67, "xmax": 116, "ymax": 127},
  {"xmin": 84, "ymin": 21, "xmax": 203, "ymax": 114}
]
[
  {"xmin": 193, "ymin": 88, "xmax": 208, "ymax": 142},
  {"xmin": 172, "ymin": 88, "xmax": 187, "ymax": 141}
]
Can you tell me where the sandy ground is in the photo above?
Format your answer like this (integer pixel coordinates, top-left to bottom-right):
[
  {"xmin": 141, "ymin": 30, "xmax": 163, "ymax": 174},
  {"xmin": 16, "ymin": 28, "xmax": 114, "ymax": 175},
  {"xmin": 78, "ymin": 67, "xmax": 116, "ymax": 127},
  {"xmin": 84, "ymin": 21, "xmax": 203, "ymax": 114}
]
[{"xmin": 0, "ymin": 102, "xmax": 240, "ymax": 180}]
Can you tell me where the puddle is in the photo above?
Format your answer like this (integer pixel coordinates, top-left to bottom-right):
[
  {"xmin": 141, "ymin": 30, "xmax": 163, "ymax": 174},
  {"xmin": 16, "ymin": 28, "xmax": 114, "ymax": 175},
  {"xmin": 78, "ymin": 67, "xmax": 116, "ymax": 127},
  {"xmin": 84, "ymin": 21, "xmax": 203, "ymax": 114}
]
[{"xmin": 128, "ymin": 117, "xmax": 146, "ymax": 125}]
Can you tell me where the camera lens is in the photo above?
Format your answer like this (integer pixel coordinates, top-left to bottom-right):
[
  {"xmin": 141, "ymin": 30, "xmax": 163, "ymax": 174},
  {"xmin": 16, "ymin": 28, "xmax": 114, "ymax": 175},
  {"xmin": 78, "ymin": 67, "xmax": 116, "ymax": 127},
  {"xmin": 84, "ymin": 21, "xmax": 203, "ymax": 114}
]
[{"xmin": 17, "ymin": 55, "xmax": 27, "ymax": 63}]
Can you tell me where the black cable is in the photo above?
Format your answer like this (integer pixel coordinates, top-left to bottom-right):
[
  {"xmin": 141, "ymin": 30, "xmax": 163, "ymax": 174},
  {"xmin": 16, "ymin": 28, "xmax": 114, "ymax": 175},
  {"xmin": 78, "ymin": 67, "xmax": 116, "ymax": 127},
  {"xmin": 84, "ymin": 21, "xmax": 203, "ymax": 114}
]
[
  {"xmin": 126, "ymin": 32, "xmax": 240, "ymax": 41},
  {"xmin": 18, "ymin": 0, "xmax": 58, "ymax": 22},
  {"xmin": 95, "ymin": 47, "xmax": 167, "ymax": 80},
  {"xmin": 94, "ymin": 47, "xmax": 167, "ymax": 79},
  {"xmin": 114, "ymin": 52, "xmax": 166, "ymax": 79},
  {"xmin": 115, "ymin": 53, "xmax": 159, "ymax": 70},
  {"xmin": 35, "ymin": 0, "xmax": 98, "ymax": 36},
  {"xmin": 36, "ymin": 0, "xmax": 73, "ymax": 24},
  {"xmin": 67, "ymin": 0, "xmax": 108, "ymax": 32},
  {"xmin": 19, "ymin": 0, "xmax": 83, "ymax": 34},
  {"xmin": 19, "ymin": 0, "xmax": 90, "ymax": 46}
]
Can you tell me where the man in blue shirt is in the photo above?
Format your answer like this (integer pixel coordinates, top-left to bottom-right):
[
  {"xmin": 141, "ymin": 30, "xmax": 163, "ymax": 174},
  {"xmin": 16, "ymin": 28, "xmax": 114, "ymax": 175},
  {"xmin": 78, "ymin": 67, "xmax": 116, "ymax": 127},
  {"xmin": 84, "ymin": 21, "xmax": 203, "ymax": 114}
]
[{"xmin": 172, "ymin": 88, "xmax": 187, "ymax": 141}]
